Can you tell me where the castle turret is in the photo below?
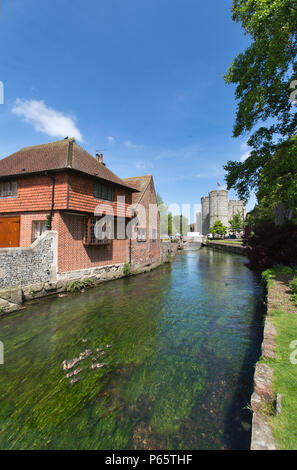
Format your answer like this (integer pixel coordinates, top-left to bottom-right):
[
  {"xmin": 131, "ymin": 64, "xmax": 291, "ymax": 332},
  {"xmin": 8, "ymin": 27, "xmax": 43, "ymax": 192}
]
[
  {"xmin": 228, "ymin": 200, "xmax": 246, "ymax": 220},
  {"xmin": 209, "ymin": 189, "xmax": 229, "ymax": 229}
]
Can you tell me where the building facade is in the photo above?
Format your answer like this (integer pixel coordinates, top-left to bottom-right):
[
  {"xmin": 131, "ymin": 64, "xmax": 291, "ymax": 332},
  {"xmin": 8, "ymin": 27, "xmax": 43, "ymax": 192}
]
[{"xmin": 0, "ymin": 138, "xmax": 160, "ymax": 275}]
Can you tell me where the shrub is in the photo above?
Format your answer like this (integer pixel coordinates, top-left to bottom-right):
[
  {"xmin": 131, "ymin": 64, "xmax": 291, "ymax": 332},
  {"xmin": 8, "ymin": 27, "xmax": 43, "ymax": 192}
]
[
  {"xmin": 123, "ymin": 262, "xmax": 131, "ymax": 276},
  {"xmin": 289, "ymin": 277, "xmax": 297, "ymax": 295},
  {"xmin": 243, "ymin": 221, "xmax": 297, "ymax": 271},
  {"xmin": 67, "ymin": 279, "xmax": 94, "ymax": 292}
]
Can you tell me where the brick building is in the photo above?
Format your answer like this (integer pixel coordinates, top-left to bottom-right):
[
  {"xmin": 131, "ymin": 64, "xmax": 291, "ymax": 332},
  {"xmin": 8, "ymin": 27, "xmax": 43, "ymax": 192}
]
[
  {"xmin": 0, "ymin": 138, "xmax": 160, "ymax": 275},
  {"xmin": 123, "ymin": 175, "xmax": 160, "ymax": 266}
]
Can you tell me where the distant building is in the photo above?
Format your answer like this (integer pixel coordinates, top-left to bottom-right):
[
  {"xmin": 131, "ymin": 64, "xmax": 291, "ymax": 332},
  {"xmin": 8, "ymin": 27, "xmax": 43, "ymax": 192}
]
[
  {"xmin": 196, "ymin": 212, "xmax": 202, "ymax": 234},
  {"xmin": 197, "ymin": 189, "xmax": 246, "ymax": 236}
]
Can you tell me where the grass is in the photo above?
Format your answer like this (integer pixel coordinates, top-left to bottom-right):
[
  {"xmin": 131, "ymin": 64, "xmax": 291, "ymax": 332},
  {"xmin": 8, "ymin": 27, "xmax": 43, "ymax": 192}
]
[
  {"xmin": 207, "ymin": 239, "xmax": 243, "ymax": 245},
  {"xmin": 261, "ymin": 266, "xmax": 297, "ymax": 449}
]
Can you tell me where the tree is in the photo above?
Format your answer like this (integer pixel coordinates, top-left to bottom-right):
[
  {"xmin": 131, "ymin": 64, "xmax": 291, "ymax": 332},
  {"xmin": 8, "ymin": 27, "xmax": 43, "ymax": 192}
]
[
  {"xmin": 157, "ymin": 193, "xmax": 173, "ymax": 236},
  {"xmin": 172, "ymin": 215, "xmax": 190, "ymax": 236},
  {"xmin": 229, "ymin": 211, "xmax": 246, "ymax": 237},
  {"xmin": 209, "ymin": 220, "xmax": 228, "ymax": 239},
  {"xmin": 224, "ymin": 1, "xmax": 297, "ymax": 203}
]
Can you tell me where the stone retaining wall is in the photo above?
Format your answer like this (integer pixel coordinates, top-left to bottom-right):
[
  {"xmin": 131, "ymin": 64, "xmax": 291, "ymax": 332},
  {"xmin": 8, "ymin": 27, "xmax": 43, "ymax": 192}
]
[
  {"xmin": 0, "ymin": 240, "xmax": 175, "ymax": 317},
  {"xmin": 206, "ymin": 241, "xmax": 247, "ymax": 255},
  {"xmin": 250, "ymin": 287, "xmax": 278, "ymax": 450},
  {"xmin": 0, "ymin": 231, "xmax": 58, "ymax": 289},
  {"xmin": 161, "ymin": 241, "xmax": 178, "ymax": 262}
]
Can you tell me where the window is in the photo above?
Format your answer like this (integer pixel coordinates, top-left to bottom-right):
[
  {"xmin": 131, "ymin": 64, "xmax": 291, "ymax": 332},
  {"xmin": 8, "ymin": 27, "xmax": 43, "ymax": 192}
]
[
  {"xmin": 137, "ymin": 227, "xmax": 146, "ymax": 242},
  {"xmin": 84, "ymin": 217, "xmax": 111, "ymax": 245},
  {"xmin": 94, "ymin": 183, "xmax": 114, "ymax": 201},
  {"xmin": 32, "ymin": 221, "xmax": 47, "ymax": 242},
  {"xmin": 0, "ymin": 181, "xmax": 17, "ymax": 198}
]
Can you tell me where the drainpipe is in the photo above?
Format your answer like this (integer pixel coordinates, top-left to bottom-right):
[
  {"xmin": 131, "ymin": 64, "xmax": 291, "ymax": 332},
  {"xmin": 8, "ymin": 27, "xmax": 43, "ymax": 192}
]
[
  {"xmin": 45, "ymin": 172, "xmax": 55, "ymax": 230},
  {"xmin": 129, "ymin": 238, "xmax": 132, "ymax": 264}
]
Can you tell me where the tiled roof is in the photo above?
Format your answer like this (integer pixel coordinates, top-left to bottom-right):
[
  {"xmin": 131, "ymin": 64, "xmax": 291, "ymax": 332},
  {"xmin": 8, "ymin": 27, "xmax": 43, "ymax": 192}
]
[
  {"xmin": 122, "ymin": 175, "xmax": 153, "ymax": 204},
  {"xmin": 0, "ymin": 138, "xmax": 136, "ymax": 190}
]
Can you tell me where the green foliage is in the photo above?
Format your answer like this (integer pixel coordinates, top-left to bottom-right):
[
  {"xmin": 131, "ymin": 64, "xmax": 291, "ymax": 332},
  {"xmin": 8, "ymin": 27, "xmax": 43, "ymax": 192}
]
[
  {"xmin": 46, "ymin": 213, "xmax": 52, "ymax": 230},
  {"xmin": 172, "ymin": 215, "xmax": 190, "ymax": 236},
  {"xmin": 123, "ymin": 262, "xmax": 131, "ymax": 277},
  {"xmin": 262, "ymin": 266, "xmax": 294, "ymax": 282},
  {"xmin": 209, "ymin": 220, "xmax": 228, "ymax": 238},
  {"xmin": 228, "ymin": 210, "xmax": 246, "ymax": 235},
  {"xmin": 289, "ymin": 276, "xmax": 297, "ymax": 303},
  {"xmin": 289, "ymin": 276, "xmax": 297, "ymax": 294},
  {"xmin": 67, "ymin": 279, "xmax": 95, "ymax": 292},
  {"xmin": 157, "ymin": 193, "xmax": 173, "ymax": 236},
  {"xmin": 224, "ymin": 1, "xmax": 297, "ymax": 206}
]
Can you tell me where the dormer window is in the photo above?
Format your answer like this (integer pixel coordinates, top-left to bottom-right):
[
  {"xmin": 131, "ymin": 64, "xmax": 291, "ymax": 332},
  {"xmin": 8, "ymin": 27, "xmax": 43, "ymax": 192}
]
[
  {"xmin": 94, "ymin": 183, "xmax": 114, "ymax": 201},
  {"xmin": 0, "ymin": 181, "xmax": 17, "ymax": 198}
]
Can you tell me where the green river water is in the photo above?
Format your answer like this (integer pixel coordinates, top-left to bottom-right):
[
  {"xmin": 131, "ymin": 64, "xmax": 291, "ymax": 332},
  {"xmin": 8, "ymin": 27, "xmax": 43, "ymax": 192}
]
[{"xmin": 0, "ymin": 248, "xmax": 264, "ymax": 450}]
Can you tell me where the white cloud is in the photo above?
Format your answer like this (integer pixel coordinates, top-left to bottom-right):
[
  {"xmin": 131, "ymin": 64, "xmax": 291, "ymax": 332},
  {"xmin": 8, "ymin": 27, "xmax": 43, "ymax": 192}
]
[
  {"xmin": 124, "ymin": 140, "xmax": 144, "ymax": 150},
  {"xmin": 135, "ymin": 160, "xmax": 154, "ymax": 171},
  {"xmin": 107, "ymin": 136, "xmax": 115, "ymax": 143},
  {"xmin": 241, "ymin": 142, "xmax": 249, "ymax": 150},
  {"xmin": 12, "ymin": 99, "xmax": 83, "ymax": 142},
  {"xmin": 240, "ymin": 151, "xmax": 251, "ymax": 162},
  {"xmin": 240, "ymin": 142, "xmax": 251, "ymax": 161}
]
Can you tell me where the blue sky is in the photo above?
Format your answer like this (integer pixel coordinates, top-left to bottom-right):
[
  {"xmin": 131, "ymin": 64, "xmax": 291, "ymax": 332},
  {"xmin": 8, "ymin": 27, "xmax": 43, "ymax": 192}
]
[{"xmin": 0, "ymin": 0, "xmax": 255, "ymax": 221}]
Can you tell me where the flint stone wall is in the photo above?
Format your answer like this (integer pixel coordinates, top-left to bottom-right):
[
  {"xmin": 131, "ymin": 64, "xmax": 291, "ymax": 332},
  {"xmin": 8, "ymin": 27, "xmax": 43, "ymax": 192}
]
[
  {"xmin": 0, "ymin": 231, "xmax": 58, "ymax": 289},
  {"xmin": 160, "ymin": 241, "xmax": 178, "ymax": 262}
]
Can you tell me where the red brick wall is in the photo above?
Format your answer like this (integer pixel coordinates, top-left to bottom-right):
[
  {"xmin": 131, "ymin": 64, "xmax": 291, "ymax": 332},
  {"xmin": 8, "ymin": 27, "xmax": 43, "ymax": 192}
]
[
  {"xmin": 68, "ymin": 173, "xmax": 133, "ymax": 217},
  {"xmin": 56, "ymin": 212, "xmax": 129, "ymax": 273},
  {"xmin": 131, "ymin": 178, "xmax": 160, "ymax": 265},
  {"xmin": 0, "ymin": 173, "xmax": 160, "ymax": 272},
  {"xmin": 0, "ymin": 173, "xmax": 68, "ymax": 213},
  {"xmin": 0, "ymin": 172, "xmax": 134, "ymax": 217},
  {"xmin": 20, "ymin": 211, "xmax": 49, "ymax": 246}
]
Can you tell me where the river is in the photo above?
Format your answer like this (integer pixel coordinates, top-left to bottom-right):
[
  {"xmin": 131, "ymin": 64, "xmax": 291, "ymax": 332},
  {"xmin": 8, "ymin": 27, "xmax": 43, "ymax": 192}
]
[{"xmin": 0, "ymin": 248, "xmax": 264, "ymax": 450}]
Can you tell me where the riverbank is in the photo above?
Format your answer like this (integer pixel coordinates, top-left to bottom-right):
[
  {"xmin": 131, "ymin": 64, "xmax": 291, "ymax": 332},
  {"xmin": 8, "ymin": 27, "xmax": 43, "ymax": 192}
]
[
  {"xmin": 205, "ymin": 240, "xmax": 246, "ymax": 256},
  {"xmin": 251, "ymin": 266, "xmax": 297, "ymax": 450},
  {"xmin": 0, "ymin": 242, "xmax": 178, "ymax": 317}
]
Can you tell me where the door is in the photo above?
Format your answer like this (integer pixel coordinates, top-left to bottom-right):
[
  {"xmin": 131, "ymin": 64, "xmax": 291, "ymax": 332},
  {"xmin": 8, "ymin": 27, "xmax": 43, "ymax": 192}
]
[{"xmin": 0, "ymin": 217, "xmax": 20, "ymax": 248}]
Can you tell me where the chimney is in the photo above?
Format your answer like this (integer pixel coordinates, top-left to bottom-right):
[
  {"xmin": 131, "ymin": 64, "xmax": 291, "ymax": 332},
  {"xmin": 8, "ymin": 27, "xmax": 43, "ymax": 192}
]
[{"xmin": 96, "ymin": 153, "xmax": 105, "ymax": 165}]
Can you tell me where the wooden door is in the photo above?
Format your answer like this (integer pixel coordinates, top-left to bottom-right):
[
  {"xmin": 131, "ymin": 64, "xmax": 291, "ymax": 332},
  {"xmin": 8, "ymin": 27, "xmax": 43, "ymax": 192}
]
[{"xmin": 0, "ymin": 217, "xmax": 20, "ymax": 248}]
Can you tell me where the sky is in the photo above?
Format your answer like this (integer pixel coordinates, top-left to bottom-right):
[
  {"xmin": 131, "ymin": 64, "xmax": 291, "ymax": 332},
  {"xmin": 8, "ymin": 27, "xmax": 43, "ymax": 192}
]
[{"xmin": 0, "ymin": 0, "xmax": 255, "ymax": 221}]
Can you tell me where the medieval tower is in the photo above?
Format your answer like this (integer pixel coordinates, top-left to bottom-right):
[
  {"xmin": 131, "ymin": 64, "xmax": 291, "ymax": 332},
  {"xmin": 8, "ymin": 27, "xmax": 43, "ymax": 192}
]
[{"xmin": 199, "ymin": 189, "xmax": 246, "ymax": 235}]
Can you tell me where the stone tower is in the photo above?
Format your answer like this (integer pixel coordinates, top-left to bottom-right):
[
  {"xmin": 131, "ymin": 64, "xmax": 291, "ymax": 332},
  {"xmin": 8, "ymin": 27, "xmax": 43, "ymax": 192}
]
[
  {"xmin": 209, "ymin": 189, "xmax": 229, "ymax": 229},
  {"xmin": 228, "ymin": 200, "xmax": 246, "ymax": 220},
  {"xmin": 201, "ymin": 196, "xmax": 210, "ymax": 236},
  {"xmin": 200, "ymin": 189, "xmax": 246, "ymax": 235}
]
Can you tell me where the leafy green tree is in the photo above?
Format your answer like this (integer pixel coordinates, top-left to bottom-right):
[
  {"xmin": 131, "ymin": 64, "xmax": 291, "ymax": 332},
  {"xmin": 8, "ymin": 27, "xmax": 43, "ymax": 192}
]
[
  {"xmin": 209, "ymin": 220, "xmax": 228, "ymax": 239},
  {"xmin": 157, "ymin": 193, "xmax": 173, "ymax": 236},
  {"xmin": 229, "ymin": 211, "xmax": 246, "ymax": 237},
  {"xmin": 172, "ymin": 215, "xmax": 190, "ymax": 236},
  {"xmin": 224, "ymin": 0, "xmax": 297, "ymax": 202}
]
